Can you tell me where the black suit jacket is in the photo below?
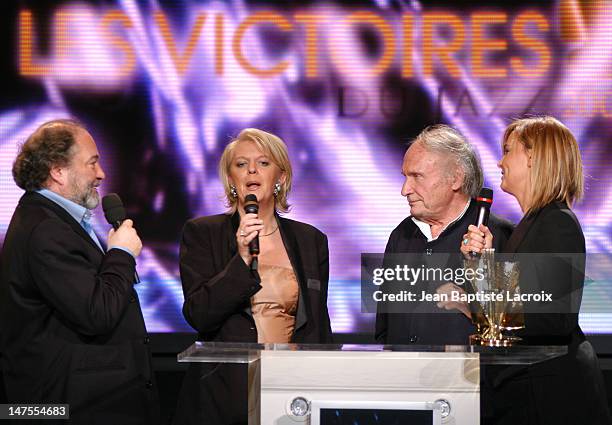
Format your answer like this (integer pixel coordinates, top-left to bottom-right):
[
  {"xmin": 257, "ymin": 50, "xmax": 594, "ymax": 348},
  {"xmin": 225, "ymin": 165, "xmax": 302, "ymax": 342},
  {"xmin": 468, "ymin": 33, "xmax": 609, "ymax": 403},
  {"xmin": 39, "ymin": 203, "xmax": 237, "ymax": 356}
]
[
  {"xmin": 485, "ymin": 202, "xmax": 611, "ymax": 425},
  {"xmin": 0, "ymin": 192, "xmax": 159, "ymax": 425},
  {"xmin": 173, "ymin": 212, "xmax": 332, "ymax": 425}
]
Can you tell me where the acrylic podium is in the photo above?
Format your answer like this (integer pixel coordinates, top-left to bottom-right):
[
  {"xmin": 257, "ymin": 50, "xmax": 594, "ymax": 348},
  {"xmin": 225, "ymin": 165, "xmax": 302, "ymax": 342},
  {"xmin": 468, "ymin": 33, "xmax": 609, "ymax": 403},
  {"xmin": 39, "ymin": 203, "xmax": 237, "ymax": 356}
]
[{"xmin": 178, "ymin": 342, "xmax": 566, "ymax": 425}]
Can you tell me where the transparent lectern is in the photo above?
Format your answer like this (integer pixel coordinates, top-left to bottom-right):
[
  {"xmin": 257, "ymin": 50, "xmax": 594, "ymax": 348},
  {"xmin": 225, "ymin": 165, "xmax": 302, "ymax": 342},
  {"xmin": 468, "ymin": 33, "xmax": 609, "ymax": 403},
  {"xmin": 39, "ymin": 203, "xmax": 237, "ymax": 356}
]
[{"xmin": 178, "ymin": 342, "xmax": 566, "ymax": 425}]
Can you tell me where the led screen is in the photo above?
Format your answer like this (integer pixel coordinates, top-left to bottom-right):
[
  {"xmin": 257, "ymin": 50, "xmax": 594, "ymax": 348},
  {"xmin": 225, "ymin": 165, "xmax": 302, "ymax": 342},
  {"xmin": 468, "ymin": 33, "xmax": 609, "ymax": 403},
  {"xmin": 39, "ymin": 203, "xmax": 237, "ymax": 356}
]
[{"xmin": 1, "ymin": 0, "xmax": 611, "ymax": 334}]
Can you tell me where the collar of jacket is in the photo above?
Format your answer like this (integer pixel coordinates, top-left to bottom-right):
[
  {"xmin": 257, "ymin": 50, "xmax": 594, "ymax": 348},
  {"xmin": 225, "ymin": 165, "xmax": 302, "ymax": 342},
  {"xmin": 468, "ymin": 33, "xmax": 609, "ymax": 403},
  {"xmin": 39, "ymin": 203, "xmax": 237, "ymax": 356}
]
[
  {"xmin": 228, "ymin": 211, "xmax": 309, "ymax": 335},
  {"xmin": 20, "ymin": 191, "xmax": 105, "ymax": 254},
  {"xmin": 504, "ymin": 201, "xmax": 569, "ymax": 253}
]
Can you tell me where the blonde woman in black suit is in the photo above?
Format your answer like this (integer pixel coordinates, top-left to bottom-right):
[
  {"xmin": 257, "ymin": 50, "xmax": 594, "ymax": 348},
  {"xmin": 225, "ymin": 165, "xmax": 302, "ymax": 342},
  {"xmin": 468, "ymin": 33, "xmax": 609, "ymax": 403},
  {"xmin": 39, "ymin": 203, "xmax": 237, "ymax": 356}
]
[
  {"xmin": 462, "ymin": 116, "xmax": 610, "ymax": 425},
  {"xmin": 173, "ymin": 128, "xmax": 332, "ymax": 425}
]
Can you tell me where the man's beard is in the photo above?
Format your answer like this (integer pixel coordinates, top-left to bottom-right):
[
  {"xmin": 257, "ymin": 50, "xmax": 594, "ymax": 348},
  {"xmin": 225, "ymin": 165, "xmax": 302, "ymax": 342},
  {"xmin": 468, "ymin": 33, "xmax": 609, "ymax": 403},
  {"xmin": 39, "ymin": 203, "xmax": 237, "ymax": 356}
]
[{"xmin": 68, "ymin": 175, "xmax": 100, "ymax": 209}]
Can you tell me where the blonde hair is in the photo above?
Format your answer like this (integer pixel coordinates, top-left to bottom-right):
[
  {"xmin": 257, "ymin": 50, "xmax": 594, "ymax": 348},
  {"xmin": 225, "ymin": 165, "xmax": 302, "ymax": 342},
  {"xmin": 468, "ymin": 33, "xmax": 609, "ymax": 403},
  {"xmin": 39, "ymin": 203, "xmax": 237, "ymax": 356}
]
[
  {"xmin": 502, "ymin": 116, "xmax": 583, "ymax": 215},
  {"xmin": 219, "ymin": 128, "xmax": 292, "ymax": 213}
]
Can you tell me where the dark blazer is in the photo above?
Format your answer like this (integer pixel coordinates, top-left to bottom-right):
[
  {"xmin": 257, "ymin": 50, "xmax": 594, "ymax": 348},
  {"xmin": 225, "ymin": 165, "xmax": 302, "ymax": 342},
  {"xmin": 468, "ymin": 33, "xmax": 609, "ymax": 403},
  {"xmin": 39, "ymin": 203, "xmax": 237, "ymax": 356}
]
[
  {"xmin": 0, "ymin": 192, "xmax": 159, "ymax": 425},
  {"xmin": 173, "ymin": 212, "xmax": 332, "ymax": 425},
  {"xmin": 375, "ymin": 200, "xmax": 514, "ymax": 345},
  {"xmin": 485, "ymin": 201, "xmax": 611, "ymax": 425}
]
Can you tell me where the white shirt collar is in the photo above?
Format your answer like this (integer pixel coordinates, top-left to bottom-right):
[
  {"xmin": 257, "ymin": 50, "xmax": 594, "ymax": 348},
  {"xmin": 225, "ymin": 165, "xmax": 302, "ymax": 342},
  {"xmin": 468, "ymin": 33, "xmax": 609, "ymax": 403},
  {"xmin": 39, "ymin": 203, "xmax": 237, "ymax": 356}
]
[{"xmin": 411, "ymin": 199, "xmax": 471, "ymax": 242}]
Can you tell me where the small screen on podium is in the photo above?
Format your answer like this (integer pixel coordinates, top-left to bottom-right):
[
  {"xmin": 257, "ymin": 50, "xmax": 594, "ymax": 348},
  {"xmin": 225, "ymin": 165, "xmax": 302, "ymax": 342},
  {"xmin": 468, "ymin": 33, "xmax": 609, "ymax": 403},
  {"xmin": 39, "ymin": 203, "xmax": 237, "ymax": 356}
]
[
  {"xmin": 320, "ymin": 408, "xmax": 432, "ymax": 424},
  {"xmin": 310, "ymin": 401, "xmax": 441, "ymax": 425}
]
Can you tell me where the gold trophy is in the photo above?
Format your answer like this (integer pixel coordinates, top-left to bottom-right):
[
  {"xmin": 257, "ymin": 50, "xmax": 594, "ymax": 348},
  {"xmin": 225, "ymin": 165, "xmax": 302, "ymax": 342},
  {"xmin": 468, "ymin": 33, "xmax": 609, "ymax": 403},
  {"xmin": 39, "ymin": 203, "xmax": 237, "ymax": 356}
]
[{"xmin": 464, "ymin": 249, "xmax": 524, "ymax": 346}]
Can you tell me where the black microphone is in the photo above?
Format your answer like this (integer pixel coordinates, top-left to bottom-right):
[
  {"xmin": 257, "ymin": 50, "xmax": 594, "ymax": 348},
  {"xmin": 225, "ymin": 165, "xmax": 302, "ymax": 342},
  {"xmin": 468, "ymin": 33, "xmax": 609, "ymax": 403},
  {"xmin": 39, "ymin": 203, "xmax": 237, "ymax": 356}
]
[
  {"xmin": 470, "ymin": 188, "xmax": 494, "ymax": 258},
  {"xmin": 244, "ymin": 194, "xmax": 259, "ymax": 272},
  {"xmin": 102, "ymin": 193, "xmax": 126, "ymax": 230},
  {"xmin": 476, "ymin": 187, "xmax": 493, "ymax": 227},
  {"xmin": 102, "ymin": 193, "xmax": 140, "ymax": 283},
  {"xmin": 475, "ymin": 187, "xmax": 493, "ymax": 228}
]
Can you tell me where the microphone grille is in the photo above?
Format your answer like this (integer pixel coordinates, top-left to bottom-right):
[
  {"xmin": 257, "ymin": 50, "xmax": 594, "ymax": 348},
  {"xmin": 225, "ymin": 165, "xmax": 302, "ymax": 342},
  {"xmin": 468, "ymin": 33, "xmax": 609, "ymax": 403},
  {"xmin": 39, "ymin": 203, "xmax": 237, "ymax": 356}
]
[
  {"xmin": 477, "ymin": 188, "xmax": 493, "ymax": 204},
  {"xmin": 102, "ymin": 193, "xmax": 126, "ymax": 224},
  {"xmin": 244, "ymin": 194, "xmax": 258, "ymax": 203}
]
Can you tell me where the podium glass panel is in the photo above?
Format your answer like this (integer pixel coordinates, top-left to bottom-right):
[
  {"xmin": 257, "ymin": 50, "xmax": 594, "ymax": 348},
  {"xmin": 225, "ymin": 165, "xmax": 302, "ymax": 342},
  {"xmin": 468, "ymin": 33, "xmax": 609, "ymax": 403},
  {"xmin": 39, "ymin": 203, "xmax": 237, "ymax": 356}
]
[
  {"xmin": 177, "ymin": 341, "xmax": 567, "ymax": 365},
  {"xmin": 177, "ymin": 342, "xmax": 567, "ymax": 425}
]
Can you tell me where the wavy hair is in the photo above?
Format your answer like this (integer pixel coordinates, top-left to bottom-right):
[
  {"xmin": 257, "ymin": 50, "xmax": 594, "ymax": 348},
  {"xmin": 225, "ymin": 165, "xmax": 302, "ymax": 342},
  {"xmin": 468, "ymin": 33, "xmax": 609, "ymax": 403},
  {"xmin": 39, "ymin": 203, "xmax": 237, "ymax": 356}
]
[{"xmin": 12, "ymin": 119, "xmax": 84, "ymax": 191}]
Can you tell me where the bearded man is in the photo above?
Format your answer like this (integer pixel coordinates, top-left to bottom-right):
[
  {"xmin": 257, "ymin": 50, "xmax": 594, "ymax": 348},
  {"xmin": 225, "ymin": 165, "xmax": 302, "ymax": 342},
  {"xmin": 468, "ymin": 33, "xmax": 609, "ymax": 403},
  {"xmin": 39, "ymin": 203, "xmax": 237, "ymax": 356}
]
[{"xmin": 0, "ymin": 119, "xmax": 159, "ymax": 424}]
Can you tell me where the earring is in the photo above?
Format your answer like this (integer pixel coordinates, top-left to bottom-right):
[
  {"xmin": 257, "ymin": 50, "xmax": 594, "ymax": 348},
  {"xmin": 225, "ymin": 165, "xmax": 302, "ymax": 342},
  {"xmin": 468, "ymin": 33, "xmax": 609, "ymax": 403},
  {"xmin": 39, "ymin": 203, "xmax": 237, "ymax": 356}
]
[
  {"xmin": 273, "ymin": 182, "xmax": 281, "ymax": 197},
  {"xmin": 230, "ymin": 185, "xmax": 238, "ymax": 199}
]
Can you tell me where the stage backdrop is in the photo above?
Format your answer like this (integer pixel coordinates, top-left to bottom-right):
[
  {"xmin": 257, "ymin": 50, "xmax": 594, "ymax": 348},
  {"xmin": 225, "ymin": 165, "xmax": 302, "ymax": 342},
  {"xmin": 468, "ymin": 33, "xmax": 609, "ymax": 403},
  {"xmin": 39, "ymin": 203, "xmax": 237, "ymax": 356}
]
[{"xmin": 1, "ymin": 0, "xmax": 611, "ymax": 334}]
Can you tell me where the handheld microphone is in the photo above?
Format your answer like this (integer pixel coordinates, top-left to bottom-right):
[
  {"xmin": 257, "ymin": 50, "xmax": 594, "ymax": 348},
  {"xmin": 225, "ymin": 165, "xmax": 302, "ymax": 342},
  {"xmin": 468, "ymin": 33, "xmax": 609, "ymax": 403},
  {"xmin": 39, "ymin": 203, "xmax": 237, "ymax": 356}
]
[
  {"xmin": 102, "ymin": 193, "xmax": 140, "ymax": 283},
  {"xmin": 102, "ymin": 193, "xmax": 126, "ymax": 230},
  {"xmin": 475, "ymin": 188, "xmax": 493, "ymax": 228},
  {"xmin": 244, "ymin": 194, "xmax": 259, "ymax": 272},
  {"xmin": 470, "ymin": 188, "xmax": 494, "ymax": 258}
]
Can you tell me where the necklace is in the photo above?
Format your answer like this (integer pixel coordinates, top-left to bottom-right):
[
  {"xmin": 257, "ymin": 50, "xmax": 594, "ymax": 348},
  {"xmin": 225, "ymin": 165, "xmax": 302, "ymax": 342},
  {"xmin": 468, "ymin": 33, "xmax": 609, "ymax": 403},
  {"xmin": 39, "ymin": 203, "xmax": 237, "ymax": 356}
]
[{"xmin": 260, "ymin": 226, "xmax": 279, "ymax": 237}]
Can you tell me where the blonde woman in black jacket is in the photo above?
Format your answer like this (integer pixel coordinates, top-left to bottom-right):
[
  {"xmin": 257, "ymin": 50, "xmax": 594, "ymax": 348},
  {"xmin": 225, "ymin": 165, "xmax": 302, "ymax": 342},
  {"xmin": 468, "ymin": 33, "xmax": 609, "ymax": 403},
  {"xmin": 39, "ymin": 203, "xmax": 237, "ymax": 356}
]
[
  {"xmin": 462, "ymin": 116, "xmax": 610, "ymax": 425},
  {"xmin": 173, "ymin": 128, "xmax": 332, "ymax": 425}
]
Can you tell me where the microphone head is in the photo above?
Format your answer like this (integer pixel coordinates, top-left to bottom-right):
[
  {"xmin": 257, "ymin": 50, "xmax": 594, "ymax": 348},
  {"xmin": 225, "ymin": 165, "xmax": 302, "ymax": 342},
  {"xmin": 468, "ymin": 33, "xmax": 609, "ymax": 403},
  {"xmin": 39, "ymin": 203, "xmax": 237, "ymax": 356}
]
[
  {"xmin": 102, "ymin": 193, "xmax": 126, "ymax": 224},
  {"xmin": 244, "ymin": 194, "xmax": 258, "ymax": 203},
  {"xmin": 476, "ymin": 188, "xmax": 493, "ymax": 206},
  {"xmin": 244, "ymin": 194, "xmax": 258, "ymax": 214}
]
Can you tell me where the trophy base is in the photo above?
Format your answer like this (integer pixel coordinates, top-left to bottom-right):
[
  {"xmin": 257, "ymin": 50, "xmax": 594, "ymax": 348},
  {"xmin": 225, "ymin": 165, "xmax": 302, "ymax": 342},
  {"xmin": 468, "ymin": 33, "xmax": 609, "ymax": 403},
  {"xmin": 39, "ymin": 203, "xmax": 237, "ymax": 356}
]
[{"xmin": 469, "ymin": 334, "xmax": 522, "ymax": 347}]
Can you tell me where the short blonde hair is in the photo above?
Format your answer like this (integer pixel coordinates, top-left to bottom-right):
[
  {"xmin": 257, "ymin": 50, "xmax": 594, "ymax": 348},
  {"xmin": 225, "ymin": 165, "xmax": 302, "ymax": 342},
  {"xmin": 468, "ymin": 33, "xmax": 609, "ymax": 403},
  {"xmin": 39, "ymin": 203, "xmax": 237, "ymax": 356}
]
[
  {"xmin": 219, "ymin": 128, "xmax": 292, "ymax": 213},
  {"xmin": 502, "ymin": 116, "xmax": 583, "ymax": 215}
]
